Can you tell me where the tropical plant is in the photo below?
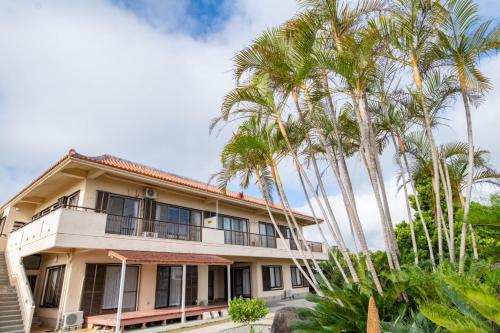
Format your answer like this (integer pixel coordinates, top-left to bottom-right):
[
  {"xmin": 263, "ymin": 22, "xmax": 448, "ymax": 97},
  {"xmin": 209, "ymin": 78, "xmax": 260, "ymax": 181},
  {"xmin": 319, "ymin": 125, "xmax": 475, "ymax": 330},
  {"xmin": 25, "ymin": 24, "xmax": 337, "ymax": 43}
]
[{"xmin": 228, "ymin": 297, "xmax": 269, "ymax": 333}]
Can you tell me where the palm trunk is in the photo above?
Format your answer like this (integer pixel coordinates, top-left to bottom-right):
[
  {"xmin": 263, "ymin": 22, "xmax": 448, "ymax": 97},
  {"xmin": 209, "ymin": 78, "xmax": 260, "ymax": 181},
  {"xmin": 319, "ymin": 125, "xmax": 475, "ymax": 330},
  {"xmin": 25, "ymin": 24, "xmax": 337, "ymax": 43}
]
[
  {"xmin": 400, "ymin": 136, "xmax": 436, "ymax": 269},
  {"xmin": 411, "ymin": 58, "xmax": 444, "ymax": 264},
  {"xmin": 320, "ymin": 78, "xmax": 362, "ymax": 255},
  {"xmin": 391, "ymin": 136, "xmax": 419, "ymax": 264},
  {"xmin": 355, "ymin": 94, "xmax": 397, "ymax": 269},
  {"xmin": 271, "ymin": 167, "xmax": 318, "ymax": 286},
  {"xmin": 299, "ymin": 88, "xmax": 383, "ymax": 292},
  {"xmin": 443, "ymin": 158, "xmax": 455, "ymax": 263},
  {"xmin": 255, "ymin": 172, "xmax": 323, "ymax": 295},
  {"xmin": 274, "ymin": 115, "xmax": 360, "ymax": 282},
  {"xmin": 437, "ymin": 158, "xmax": 453, "ymax": 259},
  {"xmin": 272, "ymin": 162, "xmax": 335, "ymax": 290},
  {"xmin": 459, "ymin": 89, "xmax": 476, "ymax": 273},
  {"xmin": 297, "ymin": 168, "xmax": 344, "ymax": 288}
]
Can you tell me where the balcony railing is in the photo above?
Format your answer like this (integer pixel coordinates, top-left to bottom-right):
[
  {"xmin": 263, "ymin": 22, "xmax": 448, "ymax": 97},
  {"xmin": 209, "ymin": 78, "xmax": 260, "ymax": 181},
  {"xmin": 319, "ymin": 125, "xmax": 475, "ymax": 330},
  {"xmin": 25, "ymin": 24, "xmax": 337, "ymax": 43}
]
[
  {"xmin": 105, "ymin": 214, "xmax": 202, "ymax": 242},
  {"xmin": 15, "ymin": 205, "xmax": 324, "ymax": 253},
  {"xmin": 290, "ymin": 239, "xmax": 324, "ymax": 253},
  {"xmin": 223, "ymin": 230, "xmax": 277, "ymax": 248}
]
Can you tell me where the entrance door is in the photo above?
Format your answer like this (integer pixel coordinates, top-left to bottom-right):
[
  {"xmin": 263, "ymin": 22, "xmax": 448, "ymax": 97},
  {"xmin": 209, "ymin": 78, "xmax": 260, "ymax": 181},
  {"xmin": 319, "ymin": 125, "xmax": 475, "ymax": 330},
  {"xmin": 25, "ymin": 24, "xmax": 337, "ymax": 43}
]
[
  {"xmin": 208, "ymin": 270, "xmax": 214, "ymax": 301},
  {"xmin": 226, "ymin": 267, "xmax": 251, "ymax": 299}
]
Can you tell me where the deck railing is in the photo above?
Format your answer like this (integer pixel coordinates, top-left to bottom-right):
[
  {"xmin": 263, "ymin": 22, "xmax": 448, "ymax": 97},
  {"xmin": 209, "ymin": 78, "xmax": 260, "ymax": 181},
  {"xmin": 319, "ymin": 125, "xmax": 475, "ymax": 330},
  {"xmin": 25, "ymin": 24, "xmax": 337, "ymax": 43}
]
[
  {"xmin": 105, "ymin": 214, "xmax": 202, "ymax": 242},
  {"xmin": 14, "ymin": 205, "xmax": 324, "ymax": 253},
  {"xmin": 290, "ymin": 239, "xmax": 324, "ymax": 253},
  {"xmin": 223, "ymin": 230, "xmax": 277, "ymax": 248}
]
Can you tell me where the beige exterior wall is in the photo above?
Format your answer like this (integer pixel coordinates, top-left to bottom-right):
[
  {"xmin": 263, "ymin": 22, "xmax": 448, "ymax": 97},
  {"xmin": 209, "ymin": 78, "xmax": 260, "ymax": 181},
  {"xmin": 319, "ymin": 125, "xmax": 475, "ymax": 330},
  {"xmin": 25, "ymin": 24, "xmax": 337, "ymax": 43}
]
[
  {"xmin": 30, "ymin": 250, "xmax": 308, "ymax": 328},
  {"xmin": 2, "ymin": 161, "xmax": 326, "ymax": 330}
]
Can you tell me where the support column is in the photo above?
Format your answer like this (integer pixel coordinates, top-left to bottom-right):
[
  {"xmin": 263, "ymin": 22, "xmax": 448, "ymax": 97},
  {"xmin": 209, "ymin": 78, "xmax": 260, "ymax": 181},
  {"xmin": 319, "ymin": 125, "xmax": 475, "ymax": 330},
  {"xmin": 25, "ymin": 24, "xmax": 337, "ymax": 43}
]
[
  {"xmin": 227, "ymin": 264, "xmax": 231, "ymax": 305},
  {"xmin": 115, "ymin": 260, "xmax": 127, "ymax": 333},
  {"xmin": 181, "ymin": 264, "xmax": 187, "ymax": 323}
]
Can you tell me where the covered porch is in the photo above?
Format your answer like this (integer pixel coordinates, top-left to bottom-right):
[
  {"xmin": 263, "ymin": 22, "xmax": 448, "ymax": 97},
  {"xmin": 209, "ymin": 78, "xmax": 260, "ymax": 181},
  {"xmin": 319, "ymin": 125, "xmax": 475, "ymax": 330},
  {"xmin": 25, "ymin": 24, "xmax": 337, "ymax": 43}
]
[{"xmin": 92, "ymin": 250, "xmax": 234, "ymax": 331}]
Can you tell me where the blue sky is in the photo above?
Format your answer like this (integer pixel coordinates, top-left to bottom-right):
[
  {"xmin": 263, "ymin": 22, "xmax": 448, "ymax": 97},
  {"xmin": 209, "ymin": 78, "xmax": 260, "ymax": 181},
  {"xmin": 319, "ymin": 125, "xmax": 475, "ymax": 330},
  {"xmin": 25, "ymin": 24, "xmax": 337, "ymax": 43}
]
[{"xmin": 0, "ymin": 0, "xmax": 498, "ymax": 249}]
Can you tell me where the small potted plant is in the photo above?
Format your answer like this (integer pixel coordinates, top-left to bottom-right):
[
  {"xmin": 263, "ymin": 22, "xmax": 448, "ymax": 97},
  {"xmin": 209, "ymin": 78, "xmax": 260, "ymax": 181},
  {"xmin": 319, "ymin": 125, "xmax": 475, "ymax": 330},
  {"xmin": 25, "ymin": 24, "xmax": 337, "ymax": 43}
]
[{"xmin": 228, "ymin": 296, "xmax": 269, "ymax": 333}]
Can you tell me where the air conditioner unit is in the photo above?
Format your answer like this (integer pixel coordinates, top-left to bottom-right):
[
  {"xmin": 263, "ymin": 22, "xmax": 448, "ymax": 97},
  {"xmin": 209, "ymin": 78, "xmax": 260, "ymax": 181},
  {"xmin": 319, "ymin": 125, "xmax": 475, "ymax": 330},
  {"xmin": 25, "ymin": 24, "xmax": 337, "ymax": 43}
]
[
  {"xmin": 142, "ymin": 231, "xmax": 158, "ymax": 238},
  {"xmin": 144, "ymin": 187, "xmax": 157, "ymax": 199},
  {"xmin": 62, "ymin": 311, "xmax": 83, "ymax": 329},
  {"xmin": 284, "ymin": 289, "xmax": 294, "ymax": 299},
  {"xmin": 204, "ymin": 216, "xmax": 217, "ymax": 228}
]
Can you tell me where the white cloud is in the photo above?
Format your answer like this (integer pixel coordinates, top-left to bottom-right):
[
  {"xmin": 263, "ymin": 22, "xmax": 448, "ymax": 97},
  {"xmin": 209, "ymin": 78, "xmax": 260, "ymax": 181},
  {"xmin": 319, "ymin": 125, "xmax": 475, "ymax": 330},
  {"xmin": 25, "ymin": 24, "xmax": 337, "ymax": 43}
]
[{"xmin": 0, "ymin": 0, "xmax": 297, "ymax": 202}]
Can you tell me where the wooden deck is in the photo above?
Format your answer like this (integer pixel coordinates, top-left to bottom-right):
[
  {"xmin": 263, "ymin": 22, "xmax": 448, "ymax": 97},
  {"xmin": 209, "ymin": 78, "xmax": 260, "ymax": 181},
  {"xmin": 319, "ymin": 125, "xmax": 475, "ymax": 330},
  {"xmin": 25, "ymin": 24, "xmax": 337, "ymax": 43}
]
[{"xmin": 87, "ymin": 304, "xmax": 228, "ymax": 328}]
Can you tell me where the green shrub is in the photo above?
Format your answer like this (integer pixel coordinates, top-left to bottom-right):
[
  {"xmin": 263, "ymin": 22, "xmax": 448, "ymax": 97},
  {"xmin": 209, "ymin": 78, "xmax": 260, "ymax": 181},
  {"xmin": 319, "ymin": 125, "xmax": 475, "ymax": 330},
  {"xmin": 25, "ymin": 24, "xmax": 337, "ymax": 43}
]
[{"xmin": 228, "ymin": 296, "xmax": 269, "ymax": 333}]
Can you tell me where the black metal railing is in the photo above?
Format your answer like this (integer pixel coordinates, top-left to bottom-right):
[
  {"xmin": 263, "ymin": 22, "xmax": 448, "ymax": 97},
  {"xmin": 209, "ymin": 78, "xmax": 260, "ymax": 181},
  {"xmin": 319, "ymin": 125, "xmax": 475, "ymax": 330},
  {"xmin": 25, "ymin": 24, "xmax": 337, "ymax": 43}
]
[
  {"xmin": 290, "ymin": 239, "xmax": 324, "ymax": 253},
  {"xmin": 223, "ymin": 230, "xmax": 277, "ymax": 248},
  {"xmin": 105, "ymin": 214, "xmax": 202, "ymax": 242},
  {"xmin": 15, "ymin": 204, "xmax": 323, "ymax": 251}
]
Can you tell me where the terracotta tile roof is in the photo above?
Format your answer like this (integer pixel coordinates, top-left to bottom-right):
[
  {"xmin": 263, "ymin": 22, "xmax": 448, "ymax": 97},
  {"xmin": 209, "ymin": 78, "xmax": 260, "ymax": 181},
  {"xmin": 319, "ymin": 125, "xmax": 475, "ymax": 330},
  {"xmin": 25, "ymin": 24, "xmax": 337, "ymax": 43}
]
[
  {"xmin": 69, "ymin": 150, "xmax": 314, "ymax": 222},
  {"xmin": 108, "ymin": 250, "xmax": 233, "ymax": 265},
  {"xmin": 1, "ymin": 149, "xmax": 315, "ymax": 223}
]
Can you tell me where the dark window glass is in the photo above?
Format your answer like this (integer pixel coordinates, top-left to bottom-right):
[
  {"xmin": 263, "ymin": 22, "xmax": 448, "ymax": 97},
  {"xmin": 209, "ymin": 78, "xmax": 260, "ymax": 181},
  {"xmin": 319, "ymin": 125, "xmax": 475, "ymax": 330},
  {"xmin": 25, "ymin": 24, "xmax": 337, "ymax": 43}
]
[
  {"xmin": 41, "ymin": 265, "xmax": 66, "ymax": 308},
  {"xmin": 291, "ymin": 266, "xmax": 303, "ymax": 287},
  {"xmin": 262, "ymin": 266, "xmax": 282, "ymax": 291},
  {"xmin": 23, "ymin": 255, "xmax": 42, "ymax": 270}
]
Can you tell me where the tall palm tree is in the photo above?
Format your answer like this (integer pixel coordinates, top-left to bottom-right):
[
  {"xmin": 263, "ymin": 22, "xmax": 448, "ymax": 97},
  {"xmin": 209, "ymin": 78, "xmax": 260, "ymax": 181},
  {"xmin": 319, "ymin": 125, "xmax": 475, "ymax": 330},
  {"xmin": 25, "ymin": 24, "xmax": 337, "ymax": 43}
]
[
  {"xmin": 382, "ymin": 0, "xmax": 448, "ymax": 262},
  {"xmin": 214, "ymin": 118, "xmax": 324, "ymax": 295},
  {"xmin": 434, "ymin": 0, "xmax": 499, "ymax": 273}
]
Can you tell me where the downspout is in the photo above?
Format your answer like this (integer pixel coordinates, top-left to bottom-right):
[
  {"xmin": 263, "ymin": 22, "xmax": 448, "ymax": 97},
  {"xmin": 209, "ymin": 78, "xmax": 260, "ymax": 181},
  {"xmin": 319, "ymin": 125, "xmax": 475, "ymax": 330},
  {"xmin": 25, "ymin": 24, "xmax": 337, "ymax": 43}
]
[{"xmin": 55, "ymin": 250, "xmax": 74, "ymax": 330}]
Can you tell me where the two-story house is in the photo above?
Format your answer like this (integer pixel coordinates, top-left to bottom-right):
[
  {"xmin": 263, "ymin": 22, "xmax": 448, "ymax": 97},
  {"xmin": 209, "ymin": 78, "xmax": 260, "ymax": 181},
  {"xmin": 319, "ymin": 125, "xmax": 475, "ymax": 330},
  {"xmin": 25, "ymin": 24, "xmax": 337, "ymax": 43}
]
[{"xmin": 0, "ymin": 150, "xmax": 327, "ymax": 332}]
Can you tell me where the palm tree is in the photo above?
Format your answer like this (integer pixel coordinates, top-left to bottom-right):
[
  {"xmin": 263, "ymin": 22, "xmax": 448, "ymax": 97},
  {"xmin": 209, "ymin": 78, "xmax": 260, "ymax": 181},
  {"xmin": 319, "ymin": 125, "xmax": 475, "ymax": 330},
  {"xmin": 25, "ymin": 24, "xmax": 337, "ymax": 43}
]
[
  {"xmin": 382, "ymin": 0, "xmax": 448, "ymax": 262},
  {"xmin": 214, "ymin": 118, "xmax": 324, "ymax": 295},
  {"xmin": 434, "ymin": 0, "xmax": 500, "ymax": 273}
]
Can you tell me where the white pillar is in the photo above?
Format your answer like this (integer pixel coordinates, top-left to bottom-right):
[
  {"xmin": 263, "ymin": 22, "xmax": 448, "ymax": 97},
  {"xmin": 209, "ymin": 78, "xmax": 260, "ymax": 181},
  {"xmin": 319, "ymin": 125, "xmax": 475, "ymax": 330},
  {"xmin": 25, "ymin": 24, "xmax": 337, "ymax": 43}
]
[
  {"xmin": 115, "ymin": 260, "xmax": 127, "ymax": 333},
  {"xmin": 227, "ymin": 264, "xmax": 231, "ymax": 305},
  {"xmin": 181, "ymin": 264, "xmax": 187, "ymax": 323}
]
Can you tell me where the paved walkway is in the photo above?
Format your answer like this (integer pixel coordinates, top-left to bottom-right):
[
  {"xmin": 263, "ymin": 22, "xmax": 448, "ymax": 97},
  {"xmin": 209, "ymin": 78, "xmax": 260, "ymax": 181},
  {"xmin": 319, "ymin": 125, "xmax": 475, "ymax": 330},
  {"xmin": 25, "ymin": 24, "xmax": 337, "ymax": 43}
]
[{"xmin": 162, "ymin": 298, "xmax": 313, "ymax": 333}]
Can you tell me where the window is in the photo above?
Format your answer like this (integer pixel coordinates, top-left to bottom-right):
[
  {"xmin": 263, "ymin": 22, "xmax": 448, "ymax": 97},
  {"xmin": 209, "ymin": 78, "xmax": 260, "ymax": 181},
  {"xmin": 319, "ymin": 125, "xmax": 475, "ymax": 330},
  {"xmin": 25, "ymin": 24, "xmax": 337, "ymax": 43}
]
[
  {"xmin": 154, "ymin": 203, "xmax": 201, "ymax": 240},
  {"xmin": 23, "ymin": 255, "xmax": 42, "ymax": 270},
  {"xmin": 67, "ymin": 191, "xmax": 80, "ymax": 208},
  {"xmin": 262, "ymin": 266, "xmax": 283, "ymax": 291},
  {"xmin": 104, "ymin": 194, "xmax": 140, "ymax": 236},
  {"xmin": 0, "ymin": 216, "xmax": 6, "ymax": 236},
  {"xmin": 102, "ymin": 265, "xmax": 139, "ymax": 311},
  {"xmin": 259, "ymin": 222, "xmax": 276, "ymax": 248},
  {"xmin": 218, "ymin": 215, "xmax": 248, "ymax": 245},
  {"xmin": 41, "ymin": 265, "xmax": 66, "ymax": 308}
]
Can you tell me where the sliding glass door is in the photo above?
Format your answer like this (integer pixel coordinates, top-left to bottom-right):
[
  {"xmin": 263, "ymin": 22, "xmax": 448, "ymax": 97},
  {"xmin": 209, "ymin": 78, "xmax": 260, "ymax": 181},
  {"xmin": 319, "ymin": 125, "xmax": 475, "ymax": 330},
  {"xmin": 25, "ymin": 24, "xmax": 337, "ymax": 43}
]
[{"xmin": 155, "ymin": 266, "xmax": 198, "ymax": 308}]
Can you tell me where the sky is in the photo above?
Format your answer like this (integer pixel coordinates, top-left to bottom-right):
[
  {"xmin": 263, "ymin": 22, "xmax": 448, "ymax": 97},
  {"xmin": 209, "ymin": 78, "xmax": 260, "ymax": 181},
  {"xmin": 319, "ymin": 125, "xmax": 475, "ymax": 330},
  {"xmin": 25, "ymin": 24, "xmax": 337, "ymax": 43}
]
[{"xmin": 0, "ymin": 0, "xmax": 498, "ymax": 250}]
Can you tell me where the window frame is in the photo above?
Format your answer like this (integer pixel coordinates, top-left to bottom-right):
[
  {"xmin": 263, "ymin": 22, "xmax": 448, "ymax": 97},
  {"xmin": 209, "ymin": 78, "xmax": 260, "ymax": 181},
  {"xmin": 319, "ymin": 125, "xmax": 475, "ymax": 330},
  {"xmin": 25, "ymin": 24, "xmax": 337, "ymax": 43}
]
[
  {"xmin": 262, "ymin": 265, "xmax": 283, "ymax": 291},
  {"xmin": 290, "ymin": 266, "xmax": 304, "ymax": 288},
  {"xmin": 40, "ymin": 265, "xmax": 66, "ymax": 308}
]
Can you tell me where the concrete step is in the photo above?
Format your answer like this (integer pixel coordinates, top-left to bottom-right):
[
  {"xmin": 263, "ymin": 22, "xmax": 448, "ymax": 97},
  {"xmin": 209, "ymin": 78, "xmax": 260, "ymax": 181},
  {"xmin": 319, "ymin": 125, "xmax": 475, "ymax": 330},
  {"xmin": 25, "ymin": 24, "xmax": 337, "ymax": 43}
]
[
  {"xmin": 0, "ymin": 296, "xmax": 18, "ymax": 302},
  {"xmin": 0, "ymin": 325, "xmax": 24, "ymax": 333},
  {"xmin": 0, "ymin": 301, "xmax": 20, "ymax": 306},
  {"xmin": 0, "ymin": 309, "xmax": 21, "ymax": 316},
  {"xmin": 0, "ymin": 314, "xmax": 22, "ymax": 322},
  {"xmin": 0, "ymin": 320, "xmax": 23, "ymax": 328}
]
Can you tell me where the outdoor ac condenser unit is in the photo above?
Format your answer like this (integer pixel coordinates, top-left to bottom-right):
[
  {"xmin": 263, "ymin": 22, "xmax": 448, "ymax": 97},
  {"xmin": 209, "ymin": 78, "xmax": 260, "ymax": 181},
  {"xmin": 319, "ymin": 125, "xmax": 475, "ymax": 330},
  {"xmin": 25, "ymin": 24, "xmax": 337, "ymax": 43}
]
[
  {"xmin": 284, "ymin": 289, "xmax": 294, "ymax": 299},
  {"xmin": 62, "ymin": 311, "xmax": 83, "ymax": 329},
  {"xmin": 142, "ymin": 231, "xmax": 158, "ymax": 238}
]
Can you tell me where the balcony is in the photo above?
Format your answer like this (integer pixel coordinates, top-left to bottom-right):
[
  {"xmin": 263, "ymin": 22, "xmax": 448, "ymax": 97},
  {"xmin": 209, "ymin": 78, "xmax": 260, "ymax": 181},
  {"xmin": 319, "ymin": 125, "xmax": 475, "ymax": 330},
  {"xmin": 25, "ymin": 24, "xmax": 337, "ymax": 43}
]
[
  {"xmin": 7, "ymin": 206, "xmax": 328, "ymax": 259},
  {"xmin": 223, "ymin": 230, "xmax": 277, "ymax": 248},
  {"xmin": 290, "ymin": 239, "xmax": 324, "ymax": 253},
  {"xmin": 105, "ymin": 214, "xmax": 202, "ymax": 242}
]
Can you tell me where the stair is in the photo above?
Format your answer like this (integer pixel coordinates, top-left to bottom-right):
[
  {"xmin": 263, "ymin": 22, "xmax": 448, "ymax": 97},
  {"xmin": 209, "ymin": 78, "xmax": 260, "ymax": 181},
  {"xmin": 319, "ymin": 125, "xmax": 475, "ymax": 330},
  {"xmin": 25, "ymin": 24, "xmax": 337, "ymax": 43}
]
[{"xmin": 0, "ymin": 253, "xmax": 24, "ymax": 333}]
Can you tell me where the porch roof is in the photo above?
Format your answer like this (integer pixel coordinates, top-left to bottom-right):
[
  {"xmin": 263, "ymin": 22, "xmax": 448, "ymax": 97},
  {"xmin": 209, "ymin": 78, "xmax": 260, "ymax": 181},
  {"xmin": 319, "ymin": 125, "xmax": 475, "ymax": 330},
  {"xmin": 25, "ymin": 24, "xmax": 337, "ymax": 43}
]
[{"xmin": 108, "ymin": 250, "xmax": 233, "ymax": 265}]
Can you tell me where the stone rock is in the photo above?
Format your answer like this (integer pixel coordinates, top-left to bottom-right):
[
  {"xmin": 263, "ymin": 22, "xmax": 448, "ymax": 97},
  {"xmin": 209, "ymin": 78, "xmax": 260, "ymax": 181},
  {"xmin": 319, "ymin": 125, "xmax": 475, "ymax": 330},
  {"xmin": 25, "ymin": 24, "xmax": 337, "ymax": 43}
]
[{"xmin": 271, "ymin": 307, "xmax": 300, "ymax": 333}]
